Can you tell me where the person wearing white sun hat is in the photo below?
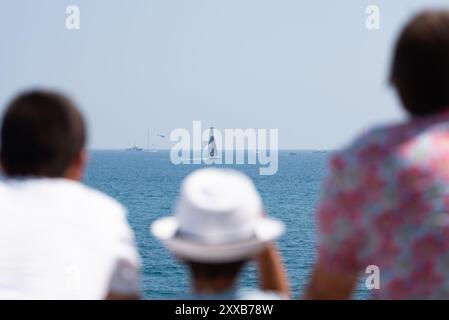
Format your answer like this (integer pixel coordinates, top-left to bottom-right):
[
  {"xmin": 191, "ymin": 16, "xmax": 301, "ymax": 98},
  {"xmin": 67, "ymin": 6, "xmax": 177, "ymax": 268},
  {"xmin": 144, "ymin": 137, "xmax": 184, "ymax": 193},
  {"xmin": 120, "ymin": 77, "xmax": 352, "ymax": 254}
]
[{"xmin": 151, "ymin": 168, "xmax": 290, "ymax": 300}]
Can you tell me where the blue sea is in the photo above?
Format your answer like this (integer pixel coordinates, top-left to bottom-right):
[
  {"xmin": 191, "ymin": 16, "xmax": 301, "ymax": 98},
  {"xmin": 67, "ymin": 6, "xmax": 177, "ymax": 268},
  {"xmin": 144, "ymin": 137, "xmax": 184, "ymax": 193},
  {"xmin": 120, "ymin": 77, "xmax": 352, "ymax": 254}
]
[{"xmin": 85, "ymin": 150, "xmax": 369, "ymax": 299}]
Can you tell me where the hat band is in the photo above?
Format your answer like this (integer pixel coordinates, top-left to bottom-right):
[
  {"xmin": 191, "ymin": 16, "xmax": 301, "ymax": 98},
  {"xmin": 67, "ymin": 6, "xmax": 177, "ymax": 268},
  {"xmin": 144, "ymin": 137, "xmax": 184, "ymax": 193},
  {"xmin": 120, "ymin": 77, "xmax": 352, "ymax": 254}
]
[{"xmin": 176, "ymin": 227, "xmax": 256, "ymax": 245}]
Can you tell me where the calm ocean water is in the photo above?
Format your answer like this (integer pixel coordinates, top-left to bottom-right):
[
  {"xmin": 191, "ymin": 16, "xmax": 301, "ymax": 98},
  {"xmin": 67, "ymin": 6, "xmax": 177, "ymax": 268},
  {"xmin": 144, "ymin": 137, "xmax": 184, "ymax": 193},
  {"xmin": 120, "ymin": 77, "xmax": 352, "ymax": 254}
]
[{"xmin": 85, "ymin": 150, "xmax": 369, "ymax": 299}]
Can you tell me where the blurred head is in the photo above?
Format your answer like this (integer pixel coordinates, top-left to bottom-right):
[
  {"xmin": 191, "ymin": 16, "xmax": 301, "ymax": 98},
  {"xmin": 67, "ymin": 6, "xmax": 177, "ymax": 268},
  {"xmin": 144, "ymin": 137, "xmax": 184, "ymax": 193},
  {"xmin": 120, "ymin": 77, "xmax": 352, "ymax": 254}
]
[
  {"xmin": 0, "ymin": 90, "xmax": 87, "ymax": 180},
  {"xmin": 185, "ymin": 260, "xmax": 246, "ymax": 286},
  {"xmin": 151, "ymin": 168, "xmax": 285, "ymax": 259},
  {"xmin": 151, "ymin": 168, "xmax": 284, "ymax": 292},
  {"xmin": 151, "ymin": 168, "xmax": 285, "ymax": 292},
  {"xmin": 390, "ymin": 10, "xmax": 449, "ymax": 116}
]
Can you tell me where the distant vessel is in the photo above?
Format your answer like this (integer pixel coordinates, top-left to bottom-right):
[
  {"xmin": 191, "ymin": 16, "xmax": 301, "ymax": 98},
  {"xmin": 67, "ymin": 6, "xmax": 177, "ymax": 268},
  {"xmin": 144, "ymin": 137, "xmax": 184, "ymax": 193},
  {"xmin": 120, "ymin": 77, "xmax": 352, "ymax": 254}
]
[
  {"xmin": 312, "ymin": 150, "xmax": 327, "ymax": 154},
  {"xmin": 126, "ymin": 144, "xmax": 143, "ymax": 152},
  {"xmin": 289, "ymin": 152, "xmax": 297, "ymax": 156},
  {"xmin": 208, "ymin": 127, "xmax": 218, "ymax": 158}
]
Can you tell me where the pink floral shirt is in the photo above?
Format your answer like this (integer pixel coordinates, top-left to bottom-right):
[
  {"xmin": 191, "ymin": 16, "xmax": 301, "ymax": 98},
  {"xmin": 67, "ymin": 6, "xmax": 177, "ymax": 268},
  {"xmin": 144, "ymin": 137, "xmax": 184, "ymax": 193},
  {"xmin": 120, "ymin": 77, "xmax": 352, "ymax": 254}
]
[{"xmin": 318, "ymin": 111, "xmax": 449, "ymax": 299}]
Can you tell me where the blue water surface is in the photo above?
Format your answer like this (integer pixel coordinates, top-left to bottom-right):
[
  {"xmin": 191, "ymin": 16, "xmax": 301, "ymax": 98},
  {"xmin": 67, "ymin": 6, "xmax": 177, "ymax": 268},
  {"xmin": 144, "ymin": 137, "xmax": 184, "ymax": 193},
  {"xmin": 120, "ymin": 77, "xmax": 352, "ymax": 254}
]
[{"xmin": 84, "ymin": 150, "xmax": 369, "ymax": 299}]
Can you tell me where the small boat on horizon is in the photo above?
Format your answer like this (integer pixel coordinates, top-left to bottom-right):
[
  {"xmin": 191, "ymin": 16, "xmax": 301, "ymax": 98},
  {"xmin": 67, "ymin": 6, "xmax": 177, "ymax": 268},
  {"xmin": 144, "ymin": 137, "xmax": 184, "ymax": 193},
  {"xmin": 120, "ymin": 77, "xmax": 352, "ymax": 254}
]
[
  {"xmin": 289, "ymin": 152, "xmax": 297, "ymax": 156},
  {"xmin": 126, "ymin": 145, "xmax": 143, "ymax": 152}
]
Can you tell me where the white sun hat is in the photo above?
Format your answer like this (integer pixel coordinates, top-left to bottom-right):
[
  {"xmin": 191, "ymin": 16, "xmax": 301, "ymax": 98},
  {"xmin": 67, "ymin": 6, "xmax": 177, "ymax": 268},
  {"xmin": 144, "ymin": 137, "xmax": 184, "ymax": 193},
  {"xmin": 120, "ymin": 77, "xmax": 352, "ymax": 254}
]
[{"xmin": 150, "ymin": 168, "xmax": 285, "ymax": 263}]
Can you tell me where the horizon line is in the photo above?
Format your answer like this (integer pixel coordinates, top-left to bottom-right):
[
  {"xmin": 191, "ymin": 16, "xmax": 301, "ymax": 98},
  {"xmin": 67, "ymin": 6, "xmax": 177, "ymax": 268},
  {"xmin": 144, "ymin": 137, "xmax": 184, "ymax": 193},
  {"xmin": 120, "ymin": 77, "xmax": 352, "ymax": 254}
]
[{"xmin": 87, "ymin": 148, "xmax": 336, "ymax": 151}]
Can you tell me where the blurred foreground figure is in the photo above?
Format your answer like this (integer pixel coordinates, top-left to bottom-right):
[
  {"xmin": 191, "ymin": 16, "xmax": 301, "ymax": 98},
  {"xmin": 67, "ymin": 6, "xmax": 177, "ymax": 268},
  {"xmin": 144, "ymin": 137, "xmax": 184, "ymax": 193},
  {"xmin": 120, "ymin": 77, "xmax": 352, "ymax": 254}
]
[
  {"xmin": 306, "ymin": 10, "xmax": 449, "ymax": 299},
  {"xmin": 151, "ymin": 168, "xmax": 290, "ymax": 299},
  {"xmin": 0, "ymin": 90, "xmax": 140, "ymax": 299}
]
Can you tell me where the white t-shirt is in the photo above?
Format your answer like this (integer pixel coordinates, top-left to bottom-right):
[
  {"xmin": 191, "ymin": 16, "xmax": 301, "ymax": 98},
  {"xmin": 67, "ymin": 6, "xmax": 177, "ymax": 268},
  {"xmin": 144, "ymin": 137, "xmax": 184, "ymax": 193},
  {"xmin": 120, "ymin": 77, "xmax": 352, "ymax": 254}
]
[{"xmin": 0, "ymin": 178, "xmax": 140, "ymax": 300}]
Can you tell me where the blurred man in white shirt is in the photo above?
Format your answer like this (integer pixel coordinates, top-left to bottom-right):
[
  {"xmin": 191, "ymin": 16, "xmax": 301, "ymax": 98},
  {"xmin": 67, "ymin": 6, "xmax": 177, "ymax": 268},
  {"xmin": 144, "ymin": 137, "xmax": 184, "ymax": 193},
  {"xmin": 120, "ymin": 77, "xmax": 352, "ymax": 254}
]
[{"xmin": 0, "ymin": 90, "xmax": 140, "ymax": 299}]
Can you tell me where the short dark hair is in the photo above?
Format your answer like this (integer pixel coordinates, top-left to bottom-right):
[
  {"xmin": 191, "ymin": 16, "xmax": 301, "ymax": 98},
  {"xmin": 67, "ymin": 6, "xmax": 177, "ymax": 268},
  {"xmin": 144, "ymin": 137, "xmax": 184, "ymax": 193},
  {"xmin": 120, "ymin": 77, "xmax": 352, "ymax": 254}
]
[
  {"xmin": 390, "ymin": 10, "xmax": 449, "ymax": 116},
  {"xmin": 186, "ymin": 260, "xmax": 246, "ymax": 280},
  {"xmin": 0, "ymin": 90, "xmax": 86, "ymax": 177}
]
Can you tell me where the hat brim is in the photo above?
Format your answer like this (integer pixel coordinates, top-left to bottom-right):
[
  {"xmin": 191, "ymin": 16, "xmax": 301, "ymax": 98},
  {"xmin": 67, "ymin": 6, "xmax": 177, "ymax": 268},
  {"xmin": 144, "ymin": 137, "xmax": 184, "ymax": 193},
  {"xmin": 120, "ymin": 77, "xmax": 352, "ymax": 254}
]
[{"xmin": 150, "ymin": 216, "xmax": 285, "ymax": 263}]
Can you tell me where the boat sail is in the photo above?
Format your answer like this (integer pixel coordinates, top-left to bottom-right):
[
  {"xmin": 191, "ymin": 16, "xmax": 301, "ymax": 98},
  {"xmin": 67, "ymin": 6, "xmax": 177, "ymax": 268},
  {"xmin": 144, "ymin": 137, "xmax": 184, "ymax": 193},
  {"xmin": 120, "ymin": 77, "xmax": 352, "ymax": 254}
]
[{"xmin": 208, "ymin": 127, "xmax": 217, "ymax": 158}]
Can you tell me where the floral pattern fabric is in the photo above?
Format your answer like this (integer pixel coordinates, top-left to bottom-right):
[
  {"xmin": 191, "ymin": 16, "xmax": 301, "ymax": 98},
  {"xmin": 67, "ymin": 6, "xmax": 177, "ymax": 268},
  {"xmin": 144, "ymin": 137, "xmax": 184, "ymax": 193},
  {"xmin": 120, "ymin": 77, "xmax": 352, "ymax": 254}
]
[{"xmin": 318, "ymin": 111, "xmax": 449, "ymax": 299}]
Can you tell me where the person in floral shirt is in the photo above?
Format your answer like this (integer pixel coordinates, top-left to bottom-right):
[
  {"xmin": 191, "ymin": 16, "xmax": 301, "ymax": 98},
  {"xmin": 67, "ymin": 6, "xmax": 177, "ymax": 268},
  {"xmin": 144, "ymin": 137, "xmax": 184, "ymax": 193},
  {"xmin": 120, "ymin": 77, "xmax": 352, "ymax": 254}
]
[{"xmin": 305, "ymin": 10, "xmax": 449, "ymax": 299}]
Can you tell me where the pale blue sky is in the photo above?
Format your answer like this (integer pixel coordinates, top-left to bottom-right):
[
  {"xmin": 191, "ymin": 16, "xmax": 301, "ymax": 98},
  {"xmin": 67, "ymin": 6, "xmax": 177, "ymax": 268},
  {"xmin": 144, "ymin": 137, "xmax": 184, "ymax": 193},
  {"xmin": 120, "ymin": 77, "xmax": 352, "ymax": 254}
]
[{"xmin": 0, "ymin": 0, "xmax": 447, "ymax": 149}]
